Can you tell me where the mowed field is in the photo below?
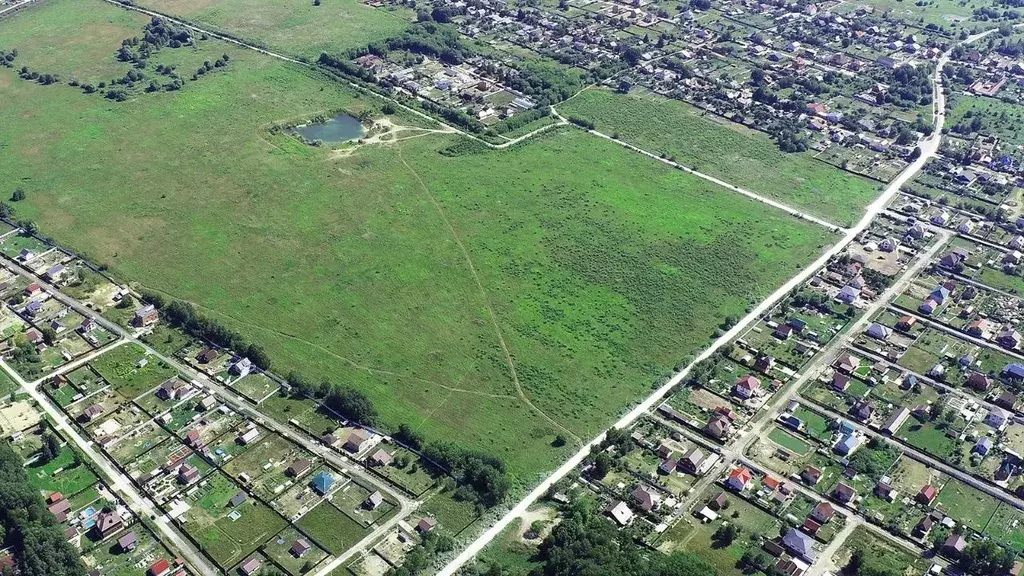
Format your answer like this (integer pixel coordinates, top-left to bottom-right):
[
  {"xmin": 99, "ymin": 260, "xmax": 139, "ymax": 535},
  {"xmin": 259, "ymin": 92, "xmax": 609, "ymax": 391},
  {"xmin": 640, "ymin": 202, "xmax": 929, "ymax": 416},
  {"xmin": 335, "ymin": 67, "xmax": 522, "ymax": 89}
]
[
  {"xmin": 136, "ymin": 0, "xmax": 411, "ymax": 59},
  {"xmin": 0, "ymin": 0, "xmax": 833, "ymax": 480},
  {"xmin": 558, "ymin": 89, "xmax": 883, "ymax": 227}
]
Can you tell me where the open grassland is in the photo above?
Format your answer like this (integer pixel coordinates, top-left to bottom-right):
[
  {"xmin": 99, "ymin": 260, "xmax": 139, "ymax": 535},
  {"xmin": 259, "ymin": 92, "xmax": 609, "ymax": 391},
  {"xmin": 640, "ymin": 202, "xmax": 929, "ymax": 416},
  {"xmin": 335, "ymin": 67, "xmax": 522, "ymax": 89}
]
[
  {"xmin": 135, "ymin": 0, "xmax": 411, "ymax": 59},
  {"xmin": 0, "ymin": 0, "xmax": 148, "ymax": 84},
  {"xmin": 557, "ymin": 88, "xmax": 882, "ymax": 226},
  {"xmin": 0, "ymin": 1, "xmax": 833, "ymax": 481}
]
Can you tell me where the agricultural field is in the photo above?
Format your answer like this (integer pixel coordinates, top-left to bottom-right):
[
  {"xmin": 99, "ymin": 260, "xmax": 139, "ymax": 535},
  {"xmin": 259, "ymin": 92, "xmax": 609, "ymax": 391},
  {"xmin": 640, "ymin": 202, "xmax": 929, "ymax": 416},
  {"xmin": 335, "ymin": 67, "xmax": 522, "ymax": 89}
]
[
  {"xmin": 0, "ymin": 0, "xmax": 836, "ymax": 481},
  {"xmin": 557, "ymin": 88, "xmax": 882, "ymax": 226},
  {"xmin": 134, "ymin": 0, "xmax": 413, "ymax": 60}
]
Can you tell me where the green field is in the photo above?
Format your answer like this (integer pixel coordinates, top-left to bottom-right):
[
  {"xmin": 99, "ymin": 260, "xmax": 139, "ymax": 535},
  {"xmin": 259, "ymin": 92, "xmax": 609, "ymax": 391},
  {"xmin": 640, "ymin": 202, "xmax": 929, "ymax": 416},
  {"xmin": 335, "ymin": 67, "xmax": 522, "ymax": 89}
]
[
  {"xmin": 136, "ymin": 0, "xmax": 411, "ymax": 59},
  {"xmin": 91, "ymin": 344, "xmax": 178, "ymax": 400},
  {"xmin": 768, "ymin": 427, "xmax": 811, "ymax": 455},
  {"xmin": 0, "ymin": 0, "xmax": 834, "ymax": 480},
  {"xmin": 0, "ymin": 0, "xmax": 148, "ymax": 85},
  {"xmin": 295, "ymin": 501, "xmax": 370, "ymax": 554},
  {"xmin": 557, "ymin": 89, "xmax": 882, "ymax": 226},
  {"xmin": 25, "ymin": 445, "xmax": 99, "ymax": 496}
]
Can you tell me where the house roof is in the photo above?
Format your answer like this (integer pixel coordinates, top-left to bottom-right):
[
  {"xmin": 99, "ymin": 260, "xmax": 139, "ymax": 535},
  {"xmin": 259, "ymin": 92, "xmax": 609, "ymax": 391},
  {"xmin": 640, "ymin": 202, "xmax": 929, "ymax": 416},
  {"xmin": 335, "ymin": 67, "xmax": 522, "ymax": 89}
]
[
  {"xmin": 311, "ymin": 471, "xmax": 335, "ymax": 493},
  {"xmin": 728, "ymin": 467, "xmax": 754, "ymax": 486},
  {"xmin": 782, "ymin": 528, "xmax": 816, "ymax": 561}
]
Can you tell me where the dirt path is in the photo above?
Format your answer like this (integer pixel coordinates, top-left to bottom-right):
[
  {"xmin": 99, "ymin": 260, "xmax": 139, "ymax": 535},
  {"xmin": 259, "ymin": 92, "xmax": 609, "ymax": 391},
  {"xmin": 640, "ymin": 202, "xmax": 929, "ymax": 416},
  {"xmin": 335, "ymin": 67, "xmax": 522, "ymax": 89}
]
[{"xmin": 395, "ymin": 146, "xmax": 582, "ymax": 446}]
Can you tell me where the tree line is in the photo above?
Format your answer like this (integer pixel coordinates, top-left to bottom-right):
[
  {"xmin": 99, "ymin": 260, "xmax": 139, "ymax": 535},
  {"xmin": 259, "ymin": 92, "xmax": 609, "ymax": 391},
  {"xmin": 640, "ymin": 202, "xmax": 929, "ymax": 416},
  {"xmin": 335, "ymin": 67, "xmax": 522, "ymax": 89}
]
[{"xmin": 140, "ymin": 291, "xmax": 272, "ymax": 370}]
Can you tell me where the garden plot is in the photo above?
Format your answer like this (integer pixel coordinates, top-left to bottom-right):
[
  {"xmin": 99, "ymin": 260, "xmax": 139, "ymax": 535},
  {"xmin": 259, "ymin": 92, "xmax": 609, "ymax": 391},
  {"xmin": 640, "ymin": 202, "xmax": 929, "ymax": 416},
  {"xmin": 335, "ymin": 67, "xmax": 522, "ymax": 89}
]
[
  {"xmin": 67, "ymin": 389, "xmax": 126, "ymax": 425},
  {"xmin": 134, "ymin": 377, "xmax": 198, "ymax": 416},
  {"xmin": 935, "ymin": 477, "xmax": 1000, "ymax": 533},
  {"xmin": 985, "ymin": 503, "xmax": 1024, "ymax": 552},
  {"xmin": 178, "ymin": 406, "xmax": 244, "ymax": 448},
  {"xmin": 161, "ymin": 400, "xmax": 207, "ymax": 433},
  {"xmin": 331, "ymin": 478, "xmax": 397, "ymax": 527},
  {"xmin": 178, "ymin": 471, "xmax": 287, "ymax": 570},
  {"xmin": 262, "ymin": 526, "xmax": 330, "ymax": 576},
  {"xmin": 295, "ymin": 499, "xmax": 371, "ymax": 555},
  {"xmin": 655, "ymin": 485, "xmax": 781, "ymax": 576},
  {"xmin": 26, "ymin": 444, "xmax": 98, "ymax": 497},
  {"xmin": 106, "ymin": 420, "xmax": 172, "ymax": 466},
  {"xmin": 222, "ymin": 433, "xmax": 316, "ymax": 501},
  {"xmin": 273, "ymin": 465, "xmax": 346, "ymax": 519},
  {"xmin": 91, "ymin": 343, "xmax": 178, "ymax": 401},
  {"xmin": 86, "ymin": 405, "xmax": 150, "ymax": 442},
  {"xmin": 80, "ymin": 523, "xmax": 168, "ymax": 576},
  {"xmin": 370, "ymin": 447, "xmax": 438, "ymax": 497},
  {"xmin": 126, "ymin": 440, "xmax": 193, "ymax": 481},
  {"xmin": 259, "ymin": 392, "xmax": 340, "ymax": 437},
  {"xmin": 229, "ymin": 372, "xmax": 279, "ymax": 403},
  {"xmin": 204, "ymin": 422, "xmax": 270, "ymax": 465}
]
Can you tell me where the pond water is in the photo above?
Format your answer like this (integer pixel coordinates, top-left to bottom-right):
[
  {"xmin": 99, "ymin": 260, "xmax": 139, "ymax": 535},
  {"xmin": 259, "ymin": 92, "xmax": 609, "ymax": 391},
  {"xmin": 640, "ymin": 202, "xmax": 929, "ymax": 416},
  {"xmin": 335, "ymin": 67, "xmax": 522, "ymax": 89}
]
[{"xmin": 288, "ymin": 113, "xmax": 365, "ymax": 143}]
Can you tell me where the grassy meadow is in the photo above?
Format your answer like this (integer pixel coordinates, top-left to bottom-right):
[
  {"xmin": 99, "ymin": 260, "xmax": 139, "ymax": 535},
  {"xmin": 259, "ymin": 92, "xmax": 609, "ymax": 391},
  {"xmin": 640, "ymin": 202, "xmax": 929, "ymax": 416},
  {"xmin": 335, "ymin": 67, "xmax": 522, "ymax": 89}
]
[
  {"xmin": 135, "ymin": 0, "xmax": 412, "ymax": 59},
  {"xmin": 0, "ymin": 0, "xmax": 834, "ymax": 481},
  {"xmin": 558, "ymin": 88, "xmax": 883, "ymax": 226}
]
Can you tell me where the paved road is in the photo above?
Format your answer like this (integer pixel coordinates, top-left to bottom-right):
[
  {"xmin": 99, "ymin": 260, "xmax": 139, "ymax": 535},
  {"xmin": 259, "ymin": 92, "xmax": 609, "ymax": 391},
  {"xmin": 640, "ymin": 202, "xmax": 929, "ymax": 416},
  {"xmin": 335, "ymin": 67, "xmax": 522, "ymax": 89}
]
[
  {"xmin": 437, "ymin": 28, "xmax": 996, "ymax": 572},
  {"xmin": 0, "ymin": 256, "xmax": 413, "ymax": 575},
  {"xmin": 0, "ymin": 357, "xmax": 220, "ymax": 575},
  {"xmin": 797, "ymin": 397, "xmax": 1024, "ymax": 513},
  {"xmin": 0, "ymin": 0, "xmax": 35, "ymax": 17}
]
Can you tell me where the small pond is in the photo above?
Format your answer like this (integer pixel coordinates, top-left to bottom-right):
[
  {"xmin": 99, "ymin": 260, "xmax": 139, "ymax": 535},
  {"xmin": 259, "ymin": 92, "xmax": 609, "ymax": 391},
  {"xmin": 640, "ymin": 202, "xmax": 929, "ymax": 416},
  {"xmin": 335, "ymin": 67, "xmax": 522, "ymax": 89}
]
[{"xmin": 288, "ymin": 113, "xmax": 365, "ymax": 143}]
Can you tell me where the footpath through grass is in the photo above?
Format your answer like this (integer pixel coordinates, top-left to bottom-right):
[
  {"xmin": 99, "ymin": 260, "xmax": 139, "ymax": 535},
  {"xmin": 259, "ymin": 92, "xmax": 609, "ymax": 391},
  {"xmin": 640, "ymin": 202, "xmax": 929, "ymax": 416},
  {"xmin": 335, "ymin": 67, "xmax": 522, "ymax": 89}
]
[
  {"xmin": 0, "ymin": 2, "xmax": 834, "ymax": 480},
  {"xmin": 558, "ymin": 88, "xmax": 882, "ymax": 226}
]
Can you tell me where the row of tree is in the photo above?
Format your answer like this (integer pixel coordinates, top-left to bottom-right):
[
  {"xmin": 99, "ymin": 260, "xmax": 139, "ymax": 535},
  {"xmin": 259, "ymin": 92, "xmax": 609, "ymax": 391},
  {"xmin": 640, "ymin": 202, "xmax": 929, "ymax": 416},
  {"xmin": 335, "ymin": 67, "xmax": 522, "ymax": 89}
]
[{"xmin": 140, "ymin": 292, "xmax": 272, "ymax": 370}]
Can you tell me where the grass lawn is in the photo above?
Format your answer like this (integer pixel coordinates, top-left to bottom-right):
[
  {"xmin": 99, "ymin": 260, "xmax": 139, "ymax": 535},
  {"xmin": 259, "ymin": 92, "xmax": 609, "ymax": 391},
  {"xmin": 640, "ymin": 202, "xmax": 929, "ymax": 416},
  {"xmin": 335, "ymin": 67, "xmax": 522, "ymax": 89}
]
[
  {"xmin": 0, "ymin": 2, "xmax": 834, "ymax": 480},
  {"xmin": 557, "ymin": 88, "xmax": 881, "ymax": 226},
  {"xmin": 91, "ymin": 344, "xmax": 178, "ymax": 400},
  {"xmin": 835, "ymin": 527, "xmax": 928, "ymax": 576},
  {"xmin": 421, "ymin": 489, "xmax": 481, "ymax": 535},
  {"xmin": 134, "ymin": 0, "xmax": 412, "ymax": 59},
  {"xmin": 295, "ymin": 501, "xmax": 370, "ymax": 554},
  {"xmin": 768, "ymin": 426, "xmax": 811, "ymax": 455},
  {"xmin": 935, "ymin": 478, "xmax": 999, "ymax": 533},
  {"xmin": 25, "ymin": 445, "xmax": 98, "ymax": 496}
]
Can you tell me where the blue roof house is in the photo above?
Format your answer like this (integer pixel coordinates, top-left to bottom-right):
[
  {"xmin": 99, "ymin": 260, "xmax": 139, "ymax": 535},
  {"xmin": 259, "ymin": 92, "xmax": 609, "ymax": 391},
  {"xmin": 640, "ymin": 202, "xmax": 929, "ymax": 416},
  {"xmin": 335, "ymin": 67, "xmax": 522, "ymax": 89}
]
[
  {"xmin": 782, "ymin": 528, "xmax": 816, "ymax": 562},
  {"xmin": 834, "ymin": 433, "xmax": 861, "ymax": 456},
  {"xmin": 974, "ymin": 437, "xmax": 993, "ymax": 456},
  {"xmin": 311, "ymin": 471, "xmax": 335, "ymax": 495},
  {"xmin": 1005, "ymin": 363, "xmax": 1024, "ymax": 380}
]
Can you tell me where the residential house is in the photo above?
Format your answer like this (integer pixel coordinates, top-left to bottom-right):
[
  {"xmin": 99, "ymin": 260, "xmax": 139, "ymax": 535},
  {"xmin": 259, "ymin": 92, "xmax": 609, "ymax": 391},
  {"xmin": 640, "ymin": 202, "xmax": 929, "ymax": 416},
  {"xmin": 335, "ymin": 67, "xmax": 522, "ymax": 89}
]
[
  {"xmin": 679, "ymin": 448, "xmax": 705, "ymax": 475},
  {"xmin": 240, "ymin": 556, "xmax": 261, "ymax": 576},
  {"xmin": 95, "ymin": 511, "xmax": 123, "ymax": 539},
  {"xmin": 801, "ymin": 466, "xmax": 822, "ymax": 486},
  {"xmin": 291, "ymin": 539, "xmax": 312, "ymax": 559},
  {"xmin": 286, "ymin": 459, "xmax": 311, "ymax": 478},
  {"xmin": 866, "ymin": 323, "xmax": 890, "ymax": 340},
  {"xmin": 118, "ymin": 531, "xmax": 138, "ymax": 552},
  {"xmin": 734, "ymin": 375, "xmax": 761, "ymax": 399},
  {"xmin": 833, "ymin": 482, "xmax": 856, "ymax": 503},
  {"xmin": 605, "ymin": 500, "xmax": 634, "ymax": 526},
  {"xmin": 631, "ymin": 486, "xmax": 661, "ymax": 511},
  {"xmin": 917, "ymin": 485, "xmax": 938, "ymax": 506},
  {"xmin": 726, "ymin": 467, "xmax": 754, "ymax": 492},
  {"xmin": 343, "ymin": 429, "xmax": 371, "ymax": 453},
  {"xmin": 781, "ymin": 528, "xmax": 816, "ymax": 562},
  {"xmin": 132, "ymin": 304, "xmax": 159, "ymax": 327},
  {"xmin": 311, "ymin": 471, "xmax": 335, "ymax": 496}
]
